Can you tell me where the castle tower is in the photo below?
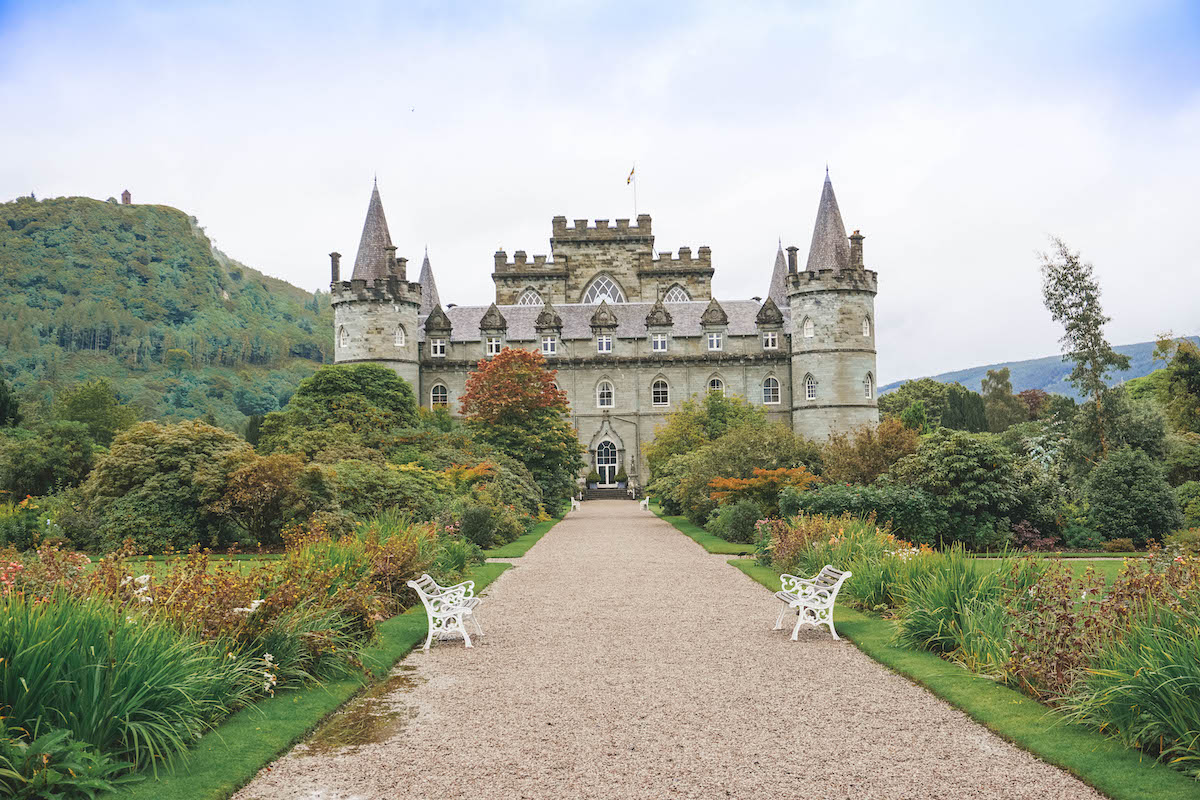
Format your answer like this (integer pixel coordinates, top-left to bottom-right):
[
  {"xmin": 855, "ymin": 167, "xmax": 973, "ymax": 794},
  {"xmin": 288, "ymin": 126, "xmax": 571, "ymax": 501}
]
[
  {"xmin": 788, "ymin": 172, "xmax": 878, "ymax": 440},
  {"xmin": 330, "ymin": 181, "xmax": 422, "ymax": 388}
]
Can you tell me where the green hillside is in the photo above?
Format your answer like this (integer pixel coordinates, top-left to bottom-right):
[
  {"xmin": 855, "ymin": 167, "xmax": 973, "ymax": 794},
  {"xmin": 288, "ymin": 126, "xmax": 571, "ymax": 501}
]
[
  {"xmin": 881, "ymin": 337, "xmax": 1200, "ymax": 399},
  {"xmin": 0, "ymin": 194, "xmax": 332, "ymax": 429}
]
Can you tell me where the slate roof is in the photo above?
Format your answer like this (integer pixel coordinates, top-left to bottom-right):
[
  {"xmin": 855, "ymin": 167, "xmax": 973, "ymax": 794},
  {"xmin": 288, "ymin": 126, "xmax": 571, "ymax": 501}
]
[
  {"xmin": 805, "ymin": 172, "xmax": 851, "ymax": 272},
  {"xmin": 422, "ymin": 300, "xmax": 787, "ymax": 342},
  {"xmin": 350, "ymin": 182, "xmax": 394, "ymax": 283},
  {"xmin": 768, "ymin": 243, "xmax": 789, "ymax": 307},
  {"xmin": 418, "ymin": 250, "xmax": 440, "ymax": 316}
]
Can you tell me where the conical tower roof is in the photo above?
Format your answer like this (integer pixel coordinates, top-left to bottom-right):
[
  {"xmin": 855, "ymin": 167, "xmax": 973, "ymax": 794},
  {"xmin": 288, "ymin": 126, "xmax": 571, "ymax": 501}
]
[
  {"xmin": 418, "ymin": 248, "xmax": 440, "ymax": 316},
  {"xmin": 350, "ymin": 181, "xmax": 394, "ymax": 283},
  {"xmin": 804, "ymin": 171, "xmax": 850, "ymax": 272},
  {"xmin": 768, "ymin": 241, "xmax": 788, "ymax": 307}
]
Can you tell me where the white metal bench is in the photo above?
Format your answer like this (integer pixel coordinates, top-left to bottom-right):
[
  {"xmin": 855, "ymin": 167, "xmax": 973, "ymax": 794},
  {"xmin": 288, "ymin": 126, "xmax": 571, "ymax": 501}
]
[
  {"xmin": 639, "ymin": 497, "xmax": 649, "ymax": 511},
  {"xmin": 406, "ymin": 574, "xmax": 483, "ymax": 651},
  {"xmin": 773, "ymin": 564, "xmax": 852, "ymax": 641},
  {"xmin": 571, "ymin": 498, "xmax": 581, "ymax": 512}
]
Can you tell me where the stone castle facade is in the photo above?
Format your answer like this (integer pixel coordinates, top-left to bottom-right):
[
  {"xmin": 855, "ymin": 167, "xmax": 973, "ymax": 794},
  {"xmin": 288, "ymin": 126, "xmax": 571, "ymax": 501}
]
[{"xmin": 329, "ymin": 174, "xmax": 879, "ymax": 488}]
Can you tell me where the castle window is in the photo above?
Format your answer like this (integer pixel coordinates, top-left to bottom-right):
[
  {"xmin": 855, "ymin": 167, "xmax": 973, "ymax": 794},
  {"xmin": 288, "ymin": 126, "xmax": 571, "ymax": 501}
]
[
  {"xmin": 541, "ymin": 336, "xmax": 557, "ymax": 356},
  {"xmin": 486, "ymin": 337, "xmax": 503, "ymax": 357},
  {"xmin": 597, "ymin": 380, "xmax": 614, "ymax": 408},
  {"xmin": 652, "ymin": 379, "xmax": 669, "ymax": 406},
  {"xmin": 803, "ymin": 318, "xmax": 814, "ymax": 338},
  {"xmin": 762, "ymin": 331, "xmax": 778, "ymax": 350},
  {"xmin": 805, "ymin": 374, "xmax": 817, "ymax": 401},
  {"xmin": 430, "ymin": 338, "xmax": 446, "ymax": 357},
  {"xmin": 517, "ymin": 288, "xmax": 543, "ymax": 306},
  {"xmin": 863, "ymin": 316, "xmax": 871, "ymax": 337},
  {"xmin": 338, "ymin": 326, "xmax": 348, "ymax": 349},
  {"xmin": 582, "ymin": 274, "xmax": 625, "ymax": 304},
  {"xmin": 864, "ymin": 373, "xmax": 874, "ymax": 399},
  {"xmin": 430, "ymin": 384, "xmax": 448, "ymax": 407},
  {"xmin": 651, "ymin": 333, "xmax": 668, "ymax": 353},
  {"xmin": 707, "ymin": 332, "xmax": 723, "ymax": 351},
  {"xmin": 663, "ymin": 285, "xmax": 690, "ymax": 303},
  {"xmin": 763, "ymin": 377, "xmax": 780, "ymax": 404},
  {"xmin": 394, "ymin": 325, "xmax": 406, "ymax": 347},
  {"xmin": 708, "ymin": 377, "xmax": 725, "ymax": 395},
  {"xmin": 597, "ymin": 335, "xmax": 612, "ymax": 354}
]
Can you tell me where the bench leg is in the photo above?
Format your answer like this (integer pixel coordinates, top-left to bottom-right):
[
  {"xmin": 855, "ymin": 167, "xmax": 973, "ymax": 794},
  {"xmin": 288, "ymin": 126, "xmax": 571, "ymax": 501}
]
[
  {"xmin": 791, "ymin": 610, "xmax": 806, "ymax": 642},
  {"xmin": 457, "ymin": 614, "xmax": 473, "ymax": 648},
  {"xmin": 827, "ymin": 614, "xmax": 840, "ymax": 641},
  {"xmin": 469, "ymin": 611, "xmax": 484, "ymax": 637},
  {"xmin": 422, "ymin": 618, "xmax": 434, "ymax": 652},
  {"xmin": 773, "ymin": 603, "xmax": 788, "ymax": 631}
]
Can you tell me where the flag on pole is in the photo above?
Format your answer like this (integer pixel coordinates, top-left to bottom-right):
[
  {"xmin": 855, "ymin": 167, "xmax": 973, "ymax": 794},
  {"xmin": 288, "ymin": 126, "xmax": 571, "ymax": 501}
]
[{"xmin": 627, "ymin": 166, "xmax": 635, "ymax": 185}]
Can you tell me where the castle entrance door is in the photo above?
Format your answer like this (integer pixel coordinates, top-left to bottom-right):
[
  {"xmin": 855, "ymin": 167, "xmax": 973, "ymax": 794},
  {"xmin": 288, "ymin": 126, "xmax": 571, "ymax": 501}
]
[{"xmin": 595, "ymin": 441, "xmax": 618, "ymax": 487}]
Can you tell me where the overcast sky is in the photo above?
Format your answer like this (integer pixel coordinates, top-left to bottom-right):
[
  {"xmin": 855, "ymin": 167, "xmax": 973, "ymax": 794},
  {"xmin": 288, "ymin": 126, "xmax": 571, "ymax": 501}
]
[{"xmin": 1, "ymin": 0, "xmax": 1197, "ymax": 383}]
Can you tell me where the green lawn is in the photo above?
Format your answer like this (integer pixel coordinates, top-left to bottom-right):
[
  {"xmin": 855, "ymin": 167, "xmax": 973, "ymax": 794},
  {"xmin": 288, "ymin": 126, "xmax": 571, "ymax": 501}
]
[
  {"xmin": 729, "ymin": 558, "xmax": 1196, "ymax": 800},
  {"xmin": 82, "ymin": 553, "xmax": 282, "ymax": 578},
  {"xmin": 974, "ymin": 557, "xmax": 1126, "ymax": 584},
  {"xmin": 110, "ymin": 561, "xmax": 512, "ymax": 800},
  {"xmin": 483, "ymin": 509, "xmax": 567, "ymax": 558},
  {"xmin": 648, "ymin": 500, "xmax": 757, "ymax": 556}
]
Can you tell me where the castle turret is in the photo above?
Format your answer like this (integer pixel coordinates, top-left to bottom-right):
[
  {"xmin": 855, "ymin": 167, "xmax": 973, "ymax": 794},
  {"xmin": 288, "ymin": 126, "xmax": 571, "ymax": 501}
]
[
  {"xmin": 767, "ymin": 242, "xmax": 788, "ymax": 308},
  {"xmin": 418, "ymin": 248, "xmax": 441, "ymax": 317},
  {"xmin": 331, "ymin": 181, "xmax": 422, "ymax": 387},
  {"xmin": 788, "ymin": 171, "xmax": 878, "ymax": 440}
]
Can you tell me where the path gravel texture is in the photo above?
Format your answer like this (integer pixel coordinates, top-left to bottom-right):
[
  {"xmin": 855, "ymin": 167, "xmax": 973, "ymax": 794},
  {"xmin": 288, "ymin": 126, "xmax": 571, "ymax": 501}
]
[{"xmin": 236, "ymin": 500, "xmax": 1103, "ymax": 800}]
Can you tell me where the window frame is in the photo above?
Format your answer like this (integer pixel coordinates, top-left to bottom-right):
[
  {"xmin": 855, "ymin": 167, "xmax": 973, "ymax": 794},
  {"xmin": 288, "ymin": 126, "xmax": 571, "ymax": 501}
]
[
  {"xmin": 706, "ymin": 332, "xmax": 723, "ymax": 352},
  {"xmin": 762, "ymin": 331, "xmax": 778, "ymax": 350},
  {"xmin": 582, "ymin": 274, "xmax": 626, "ymax": 304},
  {"xmin": 338, "ymin": 326, "xmax": 348, "ymax": 349},
  {"xmin": 651, "ymin": 333, "xmax": 668, "ymax": 353},
  {"xmin": 805, "ymin": 374, "xmax": 817, "ymax": 401},
  {"xmin": 430, "ymin": 384, "xmax": 449, "ymax": 407},
  {"xmin": 430, "ymin": 338, "xmax": 446, "ymax": 357},
  {"xmin": 803, "ymin": 317, "xmax": 815, "ymax": 338},
  {"xmin": 651, "ymin": 379, "xmax": 669, "ymax": 407},
  {"xmin": 596, "ymin": 380, "xmax": 615, "ymax": 409},
  {"xmin": 516, "ymin": 288, "xmax": 544, "ymax": 306},
  {"xmin": 394, "ymin": 325, "xmax": 406, "ymax": 347},
  {"xmin": 763, "ymin": 376, "xmax": 781, "ymax": 405},
  {"xmin": 662, "ymin": 284, "xmax": 690, "ymax": 303},
  {"xmin": 541, "ymin": 335, "xmax": 557, "ymax": 356},
  {"xmin": 864, "ymin": 373, "xmax": 874, "ymax": 399},
  {"xmin": 596, "ymin": 334, "xmax": 613, "ymax": 354},
  {"xmin": 708, "ymin": 377, "xmax": 725, "ymax": 396},
  {"xmin": 863, "ymin": 316, "xmax": 872, "ymax": 337},
  {"xmin": 486, "ymin": 337, "xmax": 503, "ymax": 357}
]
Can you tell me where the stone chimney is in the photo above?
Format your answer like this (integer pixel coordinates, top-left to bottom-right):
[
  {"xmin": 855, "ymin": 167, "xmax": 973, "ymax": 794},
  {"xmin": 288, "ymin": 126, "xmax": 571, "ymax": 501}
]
[
  {"xmin": 786, "ymin": 246, "xmax": 799, "ymax": 273},
  {"xmin": 849, "ymin": 231, "xmax": 864, "ymax": 270},
  {"xmin": 329, "ymin": 252, "xmax": 342, "ymax": 283},
  {"xmin": 384, "ymin": 245, "xmax": 398, "ymax": 276}
]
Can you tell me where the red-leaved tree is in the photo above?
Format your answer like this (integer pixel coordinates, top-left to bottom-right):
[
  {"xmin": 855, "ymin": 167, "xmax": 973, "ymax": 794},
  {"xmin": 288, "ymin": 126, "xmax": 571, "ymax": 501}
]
[{"xmin": 460, "ymin": 348, "xmax": 568, "ymax": 423}]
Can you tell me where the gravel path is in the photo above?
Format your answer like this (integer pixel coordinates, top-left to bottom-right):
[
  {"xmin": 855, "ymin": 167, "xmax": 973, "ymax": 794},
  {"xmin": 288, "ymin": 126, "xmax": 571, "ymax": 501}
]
[{"xmin": 235, "ymin": 500, "xmax": 1103, "ymax": 800}]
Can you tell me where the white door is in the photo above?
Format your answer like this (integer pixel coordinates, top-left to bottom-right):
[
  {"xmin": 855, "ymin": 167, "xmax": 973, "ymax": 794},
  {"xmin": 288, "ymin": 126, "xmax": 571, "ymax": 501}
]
[{"xmin": 596, "ymin": 441, "xmax": 618, "ymax": 486}]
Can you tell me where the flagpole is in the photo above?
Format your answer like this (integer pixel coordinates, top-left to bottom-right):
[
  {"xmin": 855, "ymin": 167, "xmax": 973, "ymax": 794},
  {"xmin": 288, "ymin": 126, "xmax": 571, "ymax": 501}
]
[{"xmin": 633, "ymin": 162, "xmax": 638, "ymax": 218}]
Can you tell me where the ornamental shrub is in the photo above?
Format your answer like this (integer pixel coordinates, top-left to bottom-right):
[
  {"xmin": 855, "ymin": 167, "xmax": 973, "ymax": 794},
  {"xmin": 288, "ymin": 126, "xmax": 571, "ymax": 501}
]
[
  {"xmin": 1176, "ymin": 481, "xmax": 1200, "ymax": 527},
  {"xmin": 779, "ymin": 483, "xmax": 946, "ymax": 546},
  {"xmin": 706, "ymin": 499, "xmax": 763, "ymax": 543},
  {"xmin": 1084, "ymin": 447, "xmax": 1182, "ymax": 546},
  {"xmin": 1062, "ymin": 524, "xmax": 1104, "ymax": 551}
]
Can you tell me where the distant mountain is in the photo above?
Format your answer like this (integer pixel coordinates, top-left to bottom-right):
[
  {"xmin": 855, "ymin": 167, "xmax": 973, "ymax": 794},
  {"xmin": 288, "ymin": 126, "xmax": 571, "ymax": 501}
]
[
  {"xmin": 881, "ymin": 337, "xmax": 1199, "ymax": 400},
  {"xmin": 0, "ymin": 194, "xmax": 332, "ymax": 428}
]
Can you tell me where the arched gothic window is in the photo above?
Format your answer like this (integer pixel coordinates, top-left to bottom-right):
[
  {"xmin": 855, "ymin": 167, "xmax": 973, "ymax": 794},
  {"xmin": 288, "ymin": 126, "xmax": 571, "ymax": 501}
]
[
  {"xmin": 582, "ymin": 274, "xmax": 626, "ymax": 304},
  {"xmin": 708, "ymin": 377, "xmax": 725, "ymax": 396},
  {"xmin": 864, "ymin": 373, "xmax": 874, "ymax": 399},
  {"xmin": 662, "ymin": 285, "xmax": 690, "ymax": 303},
  {"xmin": 863, "ymin": 316, "xmax": 871, "ymax": 337},
  {"xmin": 804, "ymin": 374, "xmax": 817, "ymax": 401},
  {"xmin": 516, "ymin": 288, "xmax": 543, "ymax": 306},
  {"xmin": 394, "ymin": 325, "xmax": 406, "ymax": 347},
  {"xmin": 596, "ymin": 380, "xmax": 614, "ymax": 408},
  {"xmin": 763, "ymin": 376, "xmax": 780, "ymax": 405},
  {"xmin": 651, "ymin": 379, "xmax": 669, "ymax": 406},
  {"xmin": 338, "ymin": 326, "xmax": 348, "ymax": 348},
  {"xmin": 803, "ymin": 317, "xmax": 815, "ymax": 338},
  {"xmin": 430, "ymin": 384, "xmax": 448, "ymax": 407}
]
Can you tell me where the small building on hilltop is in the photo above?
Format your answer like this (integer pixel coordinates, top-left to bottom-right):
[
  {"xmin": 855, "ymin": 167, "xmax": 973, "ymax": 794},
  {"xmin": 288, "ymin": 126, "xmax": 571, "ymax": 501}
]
[
  {"xmin": 329, "ymin": 173, "xmax": 879, "ymax": 488},
  {"xmin": 121, "ymin": 189, "xmax": 132, "ymax": 205}
]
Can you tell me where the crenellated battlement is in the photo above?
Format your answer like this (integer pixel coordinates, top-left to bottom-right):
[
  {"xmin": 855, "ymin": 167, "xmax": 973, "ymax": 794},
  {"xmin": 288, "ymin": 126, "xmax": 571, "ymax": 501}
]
[
  {"xmin": 493, "ymin": 250, "xmax": 562, "ymax": 274},
  {"xmin": 551, "ymin": 214, "xmax": 653, "ymax": 241},
  {"xmin": 787, "ymin": 267, "xmax": 878, "ymax": 295},
  {"xmin": 330, "ymin": 277, "xmax": 423, "ymax": 307},
  {"xmin": 646, "ymin": 245, "xmax": 713, "ymax": 273}
]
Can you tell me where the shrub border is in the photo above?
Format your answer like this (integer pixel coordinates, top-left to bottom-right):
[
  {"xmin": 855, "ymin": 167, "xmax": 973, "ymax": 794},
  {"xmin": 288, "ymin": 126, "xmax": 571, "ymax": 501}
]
[
  {"xmin": 111, "ymin": 561, "xmax": 513, "ymax": 800},
  {"xmin": 649, "ymin": 500, "xmax": 756, "ymax": 556},
  {"xmin": 483, "ymin": 508, "xmax": 567, "ymax": 558},
  {"xmin": 726, "ymin": 558, "xmax": 1197, "ymax": 800}
]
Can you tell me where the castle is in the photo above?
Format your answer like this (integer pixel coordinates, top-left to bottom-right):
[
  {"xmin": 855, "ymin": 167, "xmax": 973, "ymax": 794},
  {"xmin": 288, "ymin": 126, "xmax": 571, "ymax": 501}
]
[{"xmin": 329, "ymin": 173, "xmax": 879, "ymax": 489}]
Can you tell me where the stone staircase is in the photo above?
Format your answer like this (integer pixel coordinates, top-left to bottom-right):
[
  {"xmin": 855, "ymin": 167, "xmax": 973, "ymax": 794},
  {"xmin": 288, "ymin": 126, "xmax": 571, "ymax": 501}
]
[{"xmin": 582, "ymin": 487, "xmax": 635, "ymax": 501}]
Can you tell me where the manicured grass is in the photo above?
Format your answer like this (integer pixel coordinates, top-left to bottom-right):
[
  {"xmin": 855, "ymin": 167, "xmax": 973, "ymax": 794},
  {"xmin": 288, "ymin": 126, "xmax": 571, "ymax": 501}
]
[
  {"xmin": 973, "ymin": 557, "xmax": 1127, "ymax": 585},
  {"xmin": 82, "ymin": 553, "xmax": 283, "ymax": 577},
  {"xmin": 649, "ymin": 500, "xmax": 757, "ymax": 556},
  {"xmin": 729, "ymin": 558, "xmax": 1196, "ymax": 800},
  {"xmin": 974, "ymin": 551, "xmax": 1142, "ymax": 559},
  {"xmin": 484, "ymin": 509, "xmax": 567, "ymax": 558},
  {"xmin": 111, "ymin": 561, "xmax": 512, "ymax": 800}
]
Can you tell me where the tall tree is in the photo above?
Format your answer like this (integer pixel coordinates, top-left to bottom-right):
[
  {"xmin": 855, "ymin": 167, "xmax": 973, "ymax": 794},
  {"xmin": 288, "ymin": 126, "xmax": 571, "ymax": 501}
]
[
  {"xmin": 0, "ymin": 377, "xmax": 20, "ymax": 428},
  {"xmin": 53, "ymin": 378, "xmax": 139, "ymax": 446},
  {"xmin": 1040, "ymin": 238, "xmax": 1130, "ymax": 456},
  {"xmin": 980, "ymin": 367, "xmax": 1027, "ymax": 432}
]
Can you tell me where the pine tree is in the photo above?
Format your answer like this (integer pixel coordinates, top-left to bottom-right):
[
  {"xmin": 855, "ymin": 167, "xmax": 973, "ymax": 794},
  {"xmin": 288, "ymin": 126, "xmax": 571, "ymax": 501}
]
[{"xmin": 0, "ymin": 377, "xmax": 21, "ymax": 427}]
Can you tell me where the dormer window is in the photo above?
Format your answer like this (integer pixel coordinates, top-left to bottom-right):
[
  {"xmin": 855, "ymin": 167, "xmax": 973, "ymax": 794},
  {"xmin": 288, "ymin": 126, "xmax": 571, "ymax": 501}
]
[
  {"xmin": 486, "ymin": 337, "xmax": 503, "ymax": 357},
  {"xmin": 597, "ymin": 335, "xmax": 613, "ymax": 354},
  {"xmin": 707, "ymin": 332, "xmax": 723, "ymax": 351},
  {"xmin": 762, "ymin": 331, "xmax": 778, "ymax": 350},
  {"xmin": 542, "ymin": 336, "xmax": 558, "ymax": 356},
  {"xmin": 430, "ymin": 338, "xmax": 447, "ymax": 357},
  {"xmin": 394, "ymin": 325, "xmax": 406, "ymax": 347},
  {"xmin": 651, "ymin": 333, "xmax": 668, "ymax": 353}
]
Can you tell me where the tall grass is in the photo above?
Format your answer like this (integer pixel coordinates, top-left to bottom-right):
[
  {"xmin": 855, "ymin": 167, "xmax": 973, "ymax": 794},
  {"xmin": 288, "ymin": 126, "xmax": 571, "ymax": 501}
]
[
  {"xmin": 1061, "ymin": 597, "xmax": 1200, "ymax": 777},
  {"xmin": 0, "ymin": 590, "xmax": 256, "ymax": 771},
  {"xmin": 893, "ymin": 546, "xmax": 1004, "ymax": 654}
]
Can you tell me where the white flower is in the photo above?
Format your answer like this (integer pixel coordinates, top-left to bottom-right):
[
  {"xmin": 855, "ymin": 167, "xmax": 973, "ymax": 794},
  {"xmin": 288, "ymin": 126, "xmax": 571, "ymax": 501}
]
[
  {"xmin": 136, "ymin": 595, "xmax": 153, "ymax": 604},
  {"xmin": 263, "ymin": 652, "xmax": 275, "ymax": 665},
  {"xmin": 120, "ymin": 576, "xmax": 133, "ymax": 587},
  {"xmin": 134, "ymin": 574, "xmax": 151, "ymax": 587}
]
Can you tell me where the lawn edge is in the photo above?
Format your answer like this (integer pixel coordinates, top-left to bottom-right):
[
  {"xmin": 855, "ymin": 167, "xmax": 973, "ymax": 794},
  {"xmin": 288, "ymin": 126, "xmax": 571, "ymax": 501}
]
[
  {"xmin": 648, "ymin": 500, "xmax": 756, "ymax": 556},
  {"xmin": 111, "ymin": 561, "xmax": 513, "ymax": 800},
  {"xmin": 483, "ymin": 508, "xmax": 567, "ymax": 558},
  {"xmin": 724, "ymin": 557, "xmax": 1197, "ymax": 800}
]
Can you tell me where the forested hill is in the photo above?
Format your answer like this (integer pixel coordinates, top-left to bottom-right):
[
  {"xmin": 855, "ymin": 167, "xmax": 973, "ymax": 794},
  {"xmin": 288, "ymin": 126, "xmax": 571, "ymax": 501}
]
[
  {"xmin": 0, "ymin": 194, "xmax": 332, "ymax": 428},
  {"xmin": 881, "ymin": 337, "xmax": 1200, "ymax": 399}
]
